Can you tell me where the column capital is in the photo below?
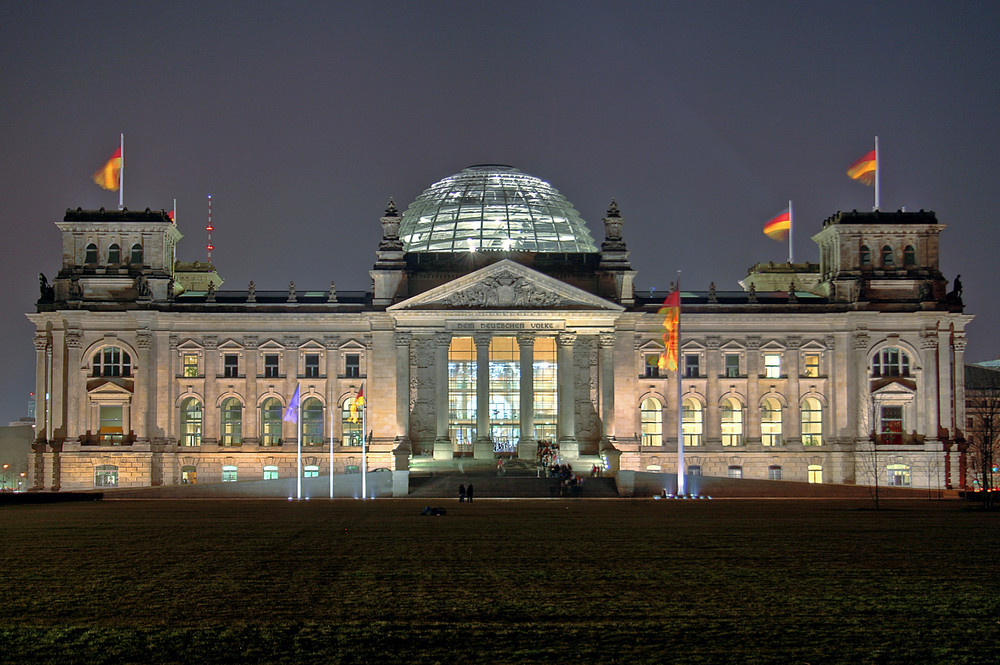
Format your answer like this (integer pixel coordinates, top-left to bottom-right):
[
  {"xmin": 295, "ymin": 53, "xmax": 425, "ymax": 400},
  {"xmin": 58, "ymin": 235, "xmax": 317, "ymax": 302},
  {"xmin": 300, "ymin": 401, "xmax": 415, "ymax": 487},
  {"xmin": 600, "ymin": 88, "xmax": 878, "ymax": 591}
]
[
  {"xmin": 136, "ymin": 329, "xmax": 153, "ymax": 349},
  {"xmin": 705, "ymin": 335, "xmax": 721, "ymax": 350},
  {"xmin": 953, "ymin": 335, "xmax": 967, "ymax": 353},
  {"xmin": 920, "ymin": 331, "xmax": 938, "ymax": 349},
  {"xmin": 516, "ymin": 332, "xmax": 536, "ymax": 348},
  {"xmin": 203, "ymin": 335, "xmax": 219, "ymax": 350},
  {"xmin": 598, "ymin": 332, "xmax": 616, "ymax": 349},
  {"xmin": 746, "ymin": 335, "xmax": 761, "ymax": 351},
  {"xmin": 34, "ymin": 333, "xmax": 50, "ymax": 352},
  {"xmin": 395, "ymin": 331, "xmax": 413, "ymax": 347},
  {"xmin": 323, "ymin": 334, "xmax": 341, "ymax": 350},
  {"xmin": 243, "ymin": 335, "xmax": 259, "ymax": 350},
  {"xmin": 785, "ymin": 335, "xmax": 802, "ymax": 350},
  {"xmin": 473, "ymin": 332, "xmax": 492, "ymax": 347},
  {"xmin": 65, "ymin": 330, "xmax": 83, "ymax": 349},
  {"xmin": 557, "ymin": 331, "xmax": 577, "ymax": 347},
  {"xmin": 852, "ymin": 332, "xmax": 870, "ymax": 350},
  {"xmin": 435, "ymin": 332, "xmax": 453, "ymax": 348}
]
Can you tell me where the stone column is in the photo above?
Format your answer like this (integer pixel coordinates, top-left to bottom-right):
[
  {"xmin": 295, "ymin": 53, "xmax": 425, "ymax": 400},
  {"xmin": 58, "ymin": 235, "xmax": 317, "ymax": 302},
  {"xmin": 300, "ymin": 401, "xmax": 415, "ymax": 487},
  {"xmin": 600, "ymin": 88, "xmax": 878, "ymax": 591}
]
[
  {"xmin": 746, "ymin": 336, "xmax": 761, "ymax": 442},
  {"xmin": 598, "ymin": 332, "xmax": 615, "ymax": 443},
  {"xmin": 33, "ymin": 334, "xmax": 50, "ymax": 442},
  {"xmin": 203, "ymin": 336, "xmax": 219, "ymax": 443},
  {"xmin": 394, "ymin": 331, "xmax": 412, "ymax": 445},
  {"xmin": 785, "ymin": 336, "xmax": 802, "ymax": 443},
  {"xmin": 517, "ymin": 332, "xmax": 535, "ymax": 460},
  {"xmin": 49, "ymin": 329, "xmax": 65, "ymax": 443},
  {"xmin": 938, "ymin": 329, "xmax": 954, "ymax": 437},
  {"xmin": 65, "ymin": 330, "xmax": 84, "ymax": 443},
  {"xmin": 851, "ymin": 331, "xmax": 871, "ymax": 440},
  {"xmin": 920, "ymin": 331, "xmax": 939, "ymax": 441},
  {"xmin": 134, "ymin": 329, "xmax": 152, "ymax": 441},
  {"xmin": 473, "ymin": 333, "xmax": 493, "ymax": 459},
  {"xmin": 704, "ymin": 336, "xmax": 721, "ymax": 443},
  {"xmin": 953, "ymin": 333, "xmax": 967, "ymax": 440},
  {"xmin": 433, "ymin": 332, "xmax": 452, "ymax": 459},
  {"xmin": 557, "ymin": 332, "xmax": 577, "ymax": 453}
]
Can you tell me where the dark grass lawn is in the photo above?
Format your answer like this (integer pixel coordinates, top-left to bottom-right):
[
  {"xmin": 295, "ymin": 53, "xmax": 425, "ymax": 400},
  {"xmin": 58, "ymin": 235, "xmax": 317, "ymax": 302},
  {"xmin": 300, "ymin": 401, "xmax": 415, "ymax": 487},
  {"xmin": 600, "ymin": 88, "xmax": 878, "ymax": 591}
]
[{"xmin": 1, "ymin": 498, "xmax": 998, "ymax": 664}]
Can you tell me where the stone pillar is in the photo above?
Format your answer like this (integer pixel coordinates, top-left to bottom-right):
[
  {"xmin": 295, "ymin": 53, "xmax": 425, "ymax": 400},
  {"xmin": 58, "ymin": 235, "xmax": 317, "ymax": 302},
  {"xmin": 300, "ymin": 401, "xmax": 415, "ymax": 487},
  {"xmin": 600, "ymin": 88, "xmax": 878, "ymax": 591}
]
[
  {"xmin": 938, "ymin": 329, "xmax": 954, "ymax": 437},
  {"xmin": 704, "ymin": 336, "xmax": 721, "ymax": 443},
  {"xmin": 65, "ymin": 330, "xmax": 84, "ymax": 442},
  {"xmin": 786, "ymin": 336, "xmax": 802, "ymax": 443},
  {"xmin": 395, "ymin": 331, "xmax": 412, "ymax": 447},
  {"xmin": 49, "ymin": 329, "xmax": 65, "ymax": 442},
  {"xmin": 920, "ymin": 331, "xmax": 939, "ymax": 441},
  {"xmin": 557, "ymin": 332, "xmax": 577, "ymax": 456},
  {"xmin": 135, "ymin": 329, "xmax": 152, "ymax": 441},
  {"xmin": 323, "ymin": 335, "xmax": 340, "ymax": 444},
  {"xmin": 746, "ymin": 336, "xmax": 761, "ymax": 442},
  {"xmin": 203, "ymin": 336, "xmax": 219, "ymax": 443},
  {"xmin": 517, "ymin": 332, "xmax": 535, "ymax": 460},
  {"xmin": 851, "ymin": 331, "xmax": 871, "ymax": 439},
  {"xmin": 434, "ymin": 333, "xmax": 452, "ymax": 460},
  {"xmin": 473, "ymin": 333, "xmax": 493, "ymax": 459},
  {"xmin": 953, "ymin": 333, "xmax": 967, "ymax": 440},
  {"xmin": 33, "ymin": 334, "xmax": 49, "ymax": 441},
  {"xmin": 598, "ymin": 332, "xmax": 615, "ymax": 442}
]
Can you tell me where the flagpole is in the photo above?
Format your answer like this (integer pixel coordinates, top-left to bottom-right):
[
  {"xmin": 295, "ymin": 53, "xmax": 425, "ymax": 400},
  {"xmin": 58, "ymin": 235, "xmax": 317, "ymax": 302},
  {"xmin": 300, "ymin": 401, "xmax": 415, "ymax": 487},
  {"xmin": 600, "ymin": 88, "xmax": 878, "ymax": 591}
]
[
  {"xmin": 788, "ymin": 200, "xmax": 794, "ymax": 263},
  {"xmin": 676, "ymin": 272, "xmax": 685, "ymax": 496},
  {"xmin": 118, "ymin": 133, "xmax": 124, "ymax": 210},
  {"xmin": 296, "ymin": 386, "xmax": 303, "ymax": 500},
  {"xmin": 361, "ymin": 396, "xmax": 368, "ymax": 500},
  {"xmin": 873, "ymin": 136, "xmax": 880, "ymax": 211}
]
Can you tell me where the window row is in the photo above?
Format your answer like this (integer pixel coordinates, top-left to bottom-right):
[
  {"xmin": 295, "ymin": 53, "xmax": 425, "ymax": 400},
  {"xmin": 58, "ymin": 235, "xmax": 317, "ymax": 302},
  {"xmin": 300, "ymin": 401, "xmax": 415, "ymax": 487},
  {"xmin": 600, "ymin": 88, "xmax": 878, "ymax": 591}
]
[
  {"xmin": 84, "ymin": 242, "xmax": 143, "ymax": 265},
  {"xmin": 644, "ymin": 351, "xmax": 822, "ymax": 379},
  {"xmin": 183, "ymin": 352, "xmax": 360, "ymax": 379},
  {"xmin": 180, "ymin": 396, "xmax": 364, "ymax": 447},
  {"xmin": 96, "ymin": 463, "xmax": 325, "ymax": 487},
  {"xmin": 859, "ymin": 244, "xmax": 917, "ymax": 269},
  {"xmin": 641, "ymin": 396, "xmax": 823, "ymax": 447}
]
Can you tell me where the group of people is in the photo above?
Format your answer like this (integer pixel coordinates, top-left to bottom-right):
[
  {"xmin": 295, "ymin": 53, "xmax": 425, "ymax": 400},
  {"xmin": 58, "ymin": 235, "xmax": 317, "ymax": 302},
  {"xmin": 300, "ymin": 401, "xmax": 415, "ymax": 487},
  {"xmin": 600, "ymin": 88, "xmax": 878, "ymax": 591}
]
[
  {"xmin": 458, "ymin": 483, "xmax": 475, "ymax": 502},
  {"xmin": 537, "ymin": 442, "xmax": 559, "ymax": 467}
]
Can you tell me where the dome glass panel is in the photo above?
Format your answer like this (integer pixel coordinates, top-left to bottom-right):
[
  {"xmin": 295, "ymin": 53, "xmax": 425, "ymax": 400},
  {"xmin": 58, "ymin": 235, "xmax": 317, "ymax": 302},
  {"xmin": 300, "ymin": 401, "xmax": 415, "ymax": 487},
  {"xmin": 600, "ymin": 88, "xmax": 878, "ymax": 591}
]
[{"xmin": 400, "ymin": 165, "xmax": 598, "ymax": 253}]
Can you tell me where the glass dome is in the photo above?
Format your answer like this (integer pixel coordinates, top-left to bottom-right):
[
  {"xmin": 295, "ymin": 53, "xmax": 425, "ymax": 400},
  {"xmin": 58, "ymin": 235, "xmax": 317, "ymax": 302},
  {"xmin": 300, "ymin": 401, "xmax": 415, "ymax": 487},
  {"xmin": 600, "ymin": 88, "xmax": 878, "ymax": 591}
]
[{"xmin": 399, "ymin": 165, "xmax": 598, "ymax": 253}]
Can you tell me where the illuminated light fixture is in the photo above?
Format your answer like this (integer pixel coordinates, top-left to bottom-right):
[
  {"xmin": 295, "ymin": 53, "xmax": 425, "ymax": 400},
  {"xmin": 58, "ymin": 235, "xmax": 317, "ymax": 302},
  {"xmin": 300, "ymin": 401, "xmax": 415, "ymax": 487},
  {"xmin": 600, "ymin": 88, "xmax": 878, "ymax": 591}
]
[
  {"xmin": 467, "ymin": 238, "xmax": 477, "ymax": 252},
  {"xmin": 502, "ymin": 237, "xmax": 512, "ymax": 251}
]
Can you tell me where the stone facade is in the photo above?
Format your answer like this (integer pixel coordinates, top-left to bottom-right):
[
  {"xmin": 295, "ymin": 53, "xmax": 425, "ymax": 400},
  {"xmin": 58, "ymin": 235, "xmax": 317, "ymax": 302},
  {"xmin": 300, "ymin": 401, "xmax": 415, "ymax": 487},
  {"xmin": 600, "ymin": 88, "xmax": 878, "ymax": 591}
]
[{"xmin": 28, "ymin": 179, "xmax": 972, "ymax": 492}]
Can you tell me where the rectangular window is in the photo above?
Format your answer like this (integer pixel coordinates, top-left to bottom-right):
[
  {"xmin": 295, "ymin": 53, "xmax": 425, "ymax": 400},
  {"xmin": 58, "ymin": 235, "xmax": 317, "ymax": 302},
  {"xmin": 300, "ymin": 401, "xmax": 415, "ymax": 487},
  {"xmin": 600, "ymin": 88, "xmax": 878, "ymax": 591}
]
[
  {"xmin": 183, "ymin": 354, "xmax": 199, "ymax": 378},
  {"xmin": 879, "ymin": 406, "xmax": 904, "ymax": 445},
  {"xmin": 763, "ymin": 353, "xmax": 781, "ymax": 379},
  {"xmin": 808, "ymin": 465, "xmax": 823, "ymax": 484},
  {"xmin": 304, "ymin": 354, "xmax": 320, "ymax": 378},
  {"xmin": 768, "ymin": 466, "xmax": 782, "ymax": 481},
  {"xmin": 345, "ymin": 354, "xmax": 360, "ymax": 378},
  {"xmin": 263, "ymin": 466, "xmax": 279, "ymax": 481},
  {"xmin": 644, "ymin": 354, "xmax": 660, "ymax": 378},
  {"xmin": 222, "ymin": 466, "xmax": 238, "ymax": 482},
  {"xmin": 304, "ymin": 466, "xmax": 319, "ymax": 478},
  {"xmin": 223, "ymin": 354, "xmax": 239, "ymax": 378},
  {"xmin": 803, "ymin": 353, "xmax": 820, "ymax": 378},
  {"xmin": 887, "ymin": 464, "xmax": 911, "ymax": 486},
  {"xmin": 99, "ymin": 405, "xmax": 124, "ymax": 444},
  {"xmin": 728, "ymin": 465, "xmax": 743, "ymax": 479},
  {"xmin": 724, "ymin": 353, "xmax": 740, "ymax": 378},
  {"xmin": 263, "ymin": 354, "xmax": 279, "ymax": 378},
  {"xmin": 684, "ymin": 354, "xmax": 700, "ymax": 378}
]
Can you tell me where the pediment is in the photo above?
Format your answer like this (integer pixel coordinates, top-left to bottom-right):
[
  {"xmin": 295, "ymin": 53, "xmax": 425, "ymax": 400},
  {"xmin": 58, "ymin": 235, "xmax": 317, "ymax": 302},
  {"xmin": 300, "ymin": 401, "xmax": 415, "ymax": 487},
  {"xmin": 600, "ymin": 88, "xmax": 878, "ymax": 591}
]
[
  {"xmin": 388, "ymin": 260, "xmax": 623, "ymax": 312},
  {"xmin": 88, "ymin": 381, "xmax": 133, "ymax": 398}
]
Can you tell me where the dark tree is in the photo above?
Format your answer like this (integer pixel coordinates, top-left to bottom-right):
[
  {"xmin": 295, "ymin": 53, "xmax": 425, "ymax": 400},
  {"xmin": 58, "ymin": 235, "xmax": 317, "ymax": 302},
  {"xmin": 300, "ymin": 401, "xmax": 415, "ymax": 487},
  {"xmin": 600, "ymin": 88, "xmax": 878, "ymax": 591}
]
[{"xmin": 965, "ymin": 365, "xmax": 1000, "ymax": 510}]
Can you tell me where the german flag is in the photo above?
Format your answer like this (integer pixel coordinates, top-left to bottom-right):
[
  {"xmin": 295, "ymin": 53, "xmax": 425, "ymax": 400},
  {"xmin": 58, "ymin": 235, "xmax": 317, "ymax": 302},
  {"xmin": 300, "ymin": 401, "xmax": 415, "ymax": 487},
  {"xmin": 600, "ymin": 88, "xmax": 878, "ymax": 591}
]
[
  {"xmin": 847, "ymin": 149, "xmax": 877, "ymax": 186},
  {"xmin": 349, "ymin": 384, "xmax": 365, "ymax": 423},
  {"xmin": 93, "ymin": 147, "xmax": 122, "ymax": 191},
  {"xmin": 657, "ymin": 291, "xmax": 680, "ymax": 372},
  {"xmin": 763, "ymin": 210, "xmax": 791, "ymax": 241}
]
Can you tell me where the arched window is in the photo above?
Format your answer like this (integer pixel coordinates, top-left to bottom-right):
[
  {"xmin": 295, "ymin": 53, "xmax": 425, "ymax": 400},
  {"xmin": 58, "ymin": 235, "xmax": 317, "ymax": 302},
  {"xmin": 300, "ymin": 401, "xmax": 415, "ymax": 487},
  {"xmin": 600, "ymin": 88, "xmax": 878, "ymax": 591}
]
[
  {"xmin": 640, "ymin": 397, "xmax": 662, "ymax": 446},
  {"xmin": 130, "ymin": 243, "xmax": 143, "ymax": 265},
  {"xmin": 108, "ymin": 243, "xmax": 121, "ymax": 264},
  {"xmin": 860, "ymin": 245, "xmax": 871, "ymax": 266},
  {"xmin": 903, "ymin": 245, "xmax": 916, "ymax": 267},
  {"xmin": 85, "ymin": 243, "xmax": 98, "ymax": 264},
  {"xmin": 761, "ymin": 397, "xmax": 782, "ymax": 446},
  {"xmin": 801, "ymin": 397, "xmax": 822, "ymax": 446},
  {"xmin": 180, "ymin": 397, "xmax": 202, "ymax": 447},
  {"xmin": 682, "ymin": 398, "xmax": 703, "ymax": 447},
  {"xmin": 92, "ymin": 346, "xmax": 132, "ymax": 377},
  {"xmin": 720, "ymin": 397, "xmax": 743, "ymax": 446},
  {"xmin": 302, "ymin": 397, "xmax": 324, "ymax": 446},
  {"xmin": 342, "ymin": 399, "xmax": 362, "ymax": 446},
  {"xmin": 95, "ymin": 464, "xmax": 119, "ymax": 488},
  {"xmin": 259, "ymin": 397, "xmax": 283, "ymax": 446},
  {"xmin": 881, "ymin": 245, "xmax": 894, "ymax": 267},
  {"xmin": 872, "ymin": 347, "xmax": 911, "ymax": 377},
  {"xmin": 220, "ymin": 397, "xmax": 243, "ymax": 446}
]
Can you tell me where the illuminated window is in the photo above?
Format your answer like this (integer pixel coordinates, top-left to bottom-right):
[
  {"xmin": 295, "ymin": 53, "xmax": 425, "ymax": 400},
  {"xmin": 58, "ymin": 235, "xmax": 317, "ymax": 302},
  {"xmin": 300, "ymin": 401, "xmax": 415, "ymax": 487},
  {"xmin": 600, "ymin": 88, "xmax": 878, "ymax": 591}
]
[
  {"xmin": 641, "ymin": 397, "xmax": 663, "ymax": 446},
  {"xmin": 304, "ymin": 465, "xmax": 319, "ymax": 478},
  {"xmin": 220, "ymin": 398, "xmax": 242, "ymax": 446},
  {"xmin": 763, "ymin": 353, "xmax": 781, "ymax": 379},
  {"xmin": 688, "ymin": 465, "xmax": 702, "ymax": 476},
  {"xmin": 223, "ymin": 354, "xmax": 239, "ymax": 378},
  {"xmin": 183, "ymin": 354, "xmax": 199, "ymax": 378},
  {"xmin": 720, "ymin": 397, "xmax": 743, "ymax": 446},
  {"xmin": 130, "ymin": 243, "xmax": 143, "ymax": 265},
  {"xmin": 92, "ymin": 346, "xmax": 132, "ymax": 377},
  {"xmin": 345, "ymin": 354, "xmax": 360, "ymax": 378},
  {"xmin": 879, "ymin": 405, "xmax": 904, "ymax": 445},
  {"xmin": 489, "ymin": 337, "xmax": 520, "ymax": 454},
  {"xmin": 85, "ymin": 243, "xmax": 98, "ymax": 264},
  {"xmin": 180, "ymin": 397, "xmax": 202, "ymax": 446},
  {"xmin": 95, "ymin": 464, "xmax": 118, "ymax": 488},
  {"xmin": 99, "ymin": 405, "xmax": 123, "ymax": 443},
  {"xmin": 887, "ymin": 463, "xmax": 911, "ymax": 486},
  {"xmin": 260, "ymin": 397, "xmax": 283, "ymax": 446},
  {"xmin": 761, "ymin": 398, "xmax": 782, "ymax": 446},
  {"xmin": 533, "ymin": 337, "xmax": 558, "ymax": 442},
  {"xmin": 808, "ymin": 464, "xmax": 823, "ymax": 484},
  {"xmin": 302, "ymin": 397, "xmax": 323, "ymax": 446},
  {"xmin": 304, "ymin": 354, "xmax": 320, "ymax": 378},
  {"xmin": 263, "ymin": 354, "xmax": 279, "ymax": 378},
  {"xmin": 684, "ymin": 354, "xmax": 700, "ymax": 378},
  {"xmin": 768, "ymin": 465, "xmax": 782, "ymax": 480},
  {"xmin": 801, "ymin": 397, "xmax": 822, "ymax": 446},
  {"xmin": 682, "ymin": 398, "xmax": 703, "ymax": 447},
  {"xmin": 860, "ymin": 245, "xmax": 871, "ymax": 266},
  {"xmin": 222, "ymin": 465, "xmax": 238, "ymax": 482},
  {"xmin": 341, "ymin": 399, "xmax": 362, "ymax": 446},
  {"xmin": 263, "ymin": 465, "xmax": 279, "ymax": 480},
  {"xmin": 108, "ymin": 243, "xmax": 121, "ymax": 264},
  {"xmin": 180, "ymin": 466, "xmax": 197, "ymax": 484},
  {"xmin": 803, "ymin": 353, "xmax": 820, "ymax": 378},
  {"xmin": 881, "ymin": 245, "xmax": 894, "ymax": 267},
  {"xmin": 872, "ymin": 348, "xmax": 910, "ymax": 377},
  {"xmin": 724, "ymin": 353, "xmax": 740, "ymax": 378},
  {"xmin": 728, "ymin": 465, "xmax": 742, "ymax": 479},
  {"xmin": 448, "ymin": 337, "xmax": 477, "ymax": 448},
  {"xmin": 644, "ymin": 354, "xmax": 660, "ymax": 378}
]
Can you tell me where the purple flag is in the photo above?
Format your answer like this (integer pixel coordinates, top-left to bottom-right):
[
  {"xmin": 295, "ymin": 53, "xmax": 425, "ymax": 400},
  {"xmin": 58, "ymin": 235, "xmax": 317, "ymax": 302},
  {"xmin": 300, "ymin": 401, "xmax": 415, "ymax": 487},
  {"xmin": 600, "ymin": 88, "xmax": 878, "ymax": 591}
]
[{"xmin": 283, "ymin": 384, "xmax": 300, "ymax": 423}]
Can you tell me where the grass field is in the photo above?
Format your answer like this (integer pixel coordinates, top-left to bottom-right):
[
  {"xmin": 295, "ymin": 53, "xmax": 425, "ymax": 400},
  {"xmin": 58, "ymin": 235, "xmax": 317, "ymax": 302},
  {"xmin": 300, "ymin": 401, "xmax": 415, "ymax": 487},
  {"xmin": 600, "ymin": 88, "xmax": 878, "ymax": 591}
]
[{"xmin": 1, "ymin": 498, "xmax": 998, "ymax": 664}]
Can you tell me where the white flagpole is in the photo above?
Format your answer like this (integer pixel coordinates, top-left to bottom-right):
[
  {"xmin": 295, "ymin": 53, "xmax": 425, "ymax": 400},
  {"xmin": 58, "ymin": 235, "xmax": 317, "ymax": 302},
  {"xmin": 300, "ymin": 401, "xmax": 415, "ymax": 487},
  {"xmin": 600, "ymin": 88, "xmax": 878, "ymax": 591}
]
[
  {"xmin": 676, "ymin": 272, "xmax": 685, "ymax": 496},
  {"xmin": 873, "ymin": 136, "xmax": 880, "ymax": 211},
  {"xmin": 788, "ymin": 200, "xmax": 794, "ymax": 264},
  {"xmin": 361, "ymin": 395, "xmax": 368, "ymax": 500},
  {"xmin": 296, "ymin": 387, "xmax": 303, "ymax": 500},
  {"xmin": 118, "ymin": 133, "xmax": 124, "ymax": 210},
  {"xmin": 172, "ymin": 198, "xmax": 177, "ymax": 224}
]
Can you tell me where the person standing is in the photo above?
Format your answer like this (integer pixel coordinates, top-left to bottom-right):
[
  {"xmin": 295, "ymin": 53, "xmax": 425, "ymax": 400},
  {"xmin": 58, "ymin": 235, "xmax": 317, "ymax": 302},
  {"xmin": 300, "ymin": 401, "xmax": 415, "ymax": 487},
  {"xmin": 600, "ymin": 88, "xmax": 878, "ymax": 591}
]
[
  {"xmin": 466, "ymin": 483, "xmax": 474, "ymax": 503},
  {"xmin": 458, "ymin": 484, "xmax": 466, "ymax": 502}
]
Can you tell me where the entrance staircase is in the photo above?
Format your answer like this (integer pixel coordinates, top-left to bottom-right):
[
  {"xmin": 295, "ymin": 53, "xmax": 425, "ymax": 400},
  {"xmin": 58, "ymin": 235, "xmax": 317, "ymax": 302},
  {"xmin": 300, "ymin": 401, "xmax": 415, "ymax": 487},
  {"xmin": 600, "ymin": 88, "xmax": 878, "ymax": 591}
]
[{"xmin": 407, "ymin": 457, "xmax": 618, "ymax": 499}]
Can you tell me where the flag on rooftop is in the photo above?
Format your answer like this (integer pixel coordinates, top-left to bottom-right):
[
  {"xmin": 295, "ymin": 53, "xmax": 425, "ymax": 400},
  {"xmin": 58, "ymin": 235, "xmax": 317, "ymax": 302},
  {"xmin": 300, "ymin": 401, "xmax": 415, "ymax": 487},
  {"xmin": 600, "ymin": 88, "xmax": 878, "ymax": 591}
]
[
  {"xmin": 763, "ymin": 209, "xmax": 791, "ymax": 241},
  {"xmin": 93, "ymin": 147, "xmax": 121, "ymax": 191},
  {"xmin": 847, "ymin": 149, "xmax": 878, "ymax": 186}
]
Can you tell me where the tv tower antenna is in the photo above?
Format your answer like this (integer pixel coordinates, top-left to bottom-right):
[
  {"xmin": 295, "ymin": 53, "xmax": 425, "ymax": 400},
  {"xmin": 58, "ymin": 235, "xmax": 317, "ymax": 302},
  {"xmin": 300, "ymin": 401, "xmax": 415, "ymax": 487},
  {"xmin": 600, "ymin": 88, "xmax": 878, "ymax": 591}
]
[{"xmin": 206, "ymin": 194, "xmax": 215, "ymax": 263}]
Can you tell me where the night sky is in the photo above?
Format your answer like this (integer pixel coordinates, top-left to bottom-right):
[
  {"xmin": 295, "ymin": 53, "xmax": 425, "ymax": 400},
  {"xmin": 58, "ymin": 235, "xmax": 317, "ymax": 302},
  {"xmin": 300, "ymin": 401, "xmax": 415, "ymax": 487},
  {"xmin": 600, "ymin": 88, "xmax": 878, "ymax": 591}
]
[{"xmin": 2, "ymin": 2, "xmax": 999, "ymax": 425}]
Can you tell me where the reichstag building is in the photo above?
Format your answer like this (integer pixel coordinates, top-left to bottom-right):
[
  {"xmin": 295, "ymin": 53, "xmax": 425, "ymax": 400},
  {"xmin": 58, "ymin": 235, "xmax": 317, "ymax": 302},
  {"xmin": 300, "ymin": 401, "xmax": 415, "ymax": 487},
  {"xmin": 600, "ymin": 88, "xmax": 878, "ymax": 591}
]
[{"xmin": 28, "ymin": 165, "xmax": 972, "ymax": 491}]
